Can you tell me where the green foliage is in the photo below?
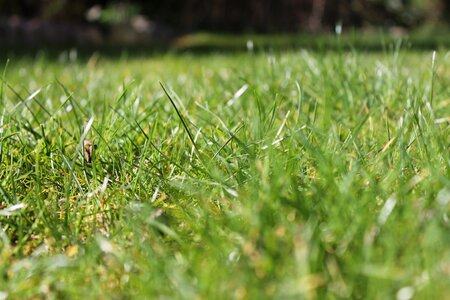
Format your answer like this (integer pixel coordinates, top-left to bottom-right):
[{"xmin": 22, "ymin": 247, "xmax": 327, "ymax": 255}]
[
  {"xmin": 97, "ymin": 3, "xmax": 141, "ymax": 24},
  {"xmin": 0, "ymin": 44, "xmax": 449, "ymax": 299}
]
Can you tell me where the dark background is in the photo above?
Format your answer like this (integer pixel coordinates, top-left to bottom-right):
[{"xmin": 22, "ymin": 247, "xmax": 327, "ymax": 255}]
[{"xmin": 1, "ymin": 0, "xmax": 449, "ymax": 47}]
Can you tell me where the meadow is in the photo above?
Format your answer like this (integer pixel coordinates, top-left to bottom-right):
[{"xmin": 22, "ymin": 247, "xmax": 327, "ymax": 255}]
[{"xmin": 0, "ymin": 41, "xmax": 449, "ymax": 299}]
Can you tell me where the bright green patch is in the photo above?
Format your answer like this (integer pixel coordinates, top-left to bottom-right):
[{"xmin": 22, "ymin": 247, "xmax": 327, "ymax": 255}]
[{"xmin": 0, "ymin": 46, "xmax": 449, "ymax": 299}]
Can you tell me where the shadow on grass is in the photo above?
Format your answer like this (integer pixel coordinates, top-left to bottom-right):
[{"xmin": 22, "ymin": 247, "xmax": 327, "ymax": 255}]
[{"xmin": 1, "ymin": 32, "xmax": 449, "ymax": 60}]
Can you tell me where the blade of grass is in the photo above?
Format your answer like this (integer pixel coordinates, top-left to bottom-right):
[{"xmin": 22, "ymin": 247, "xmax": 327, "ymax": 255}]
[{"xmin": 160, "ymin": 82, "xmax": 198, "ymax": 152}]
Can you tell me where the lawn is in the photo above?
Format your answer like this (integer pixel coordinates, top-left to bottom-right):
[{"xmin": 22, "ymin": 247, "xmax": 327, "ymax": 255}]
[{"xmin": 0, "ymin": 43, "xmax": 449, "ymax": 299}]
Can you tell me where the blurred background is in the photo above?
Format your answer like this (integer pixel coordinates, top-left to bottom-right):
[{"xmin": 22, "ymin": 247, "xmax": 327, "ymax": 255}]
[{"xmin": 0, "ymin": 0, "xmax": 449, "ymax": 48}]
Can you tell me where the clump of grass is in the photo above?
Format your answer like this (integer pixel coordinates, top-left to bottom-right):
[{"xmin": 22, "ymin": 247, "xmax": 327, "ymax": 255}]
[{"xmin": 0, "ymin": 45, "xmax": 449, "ymax": 299}]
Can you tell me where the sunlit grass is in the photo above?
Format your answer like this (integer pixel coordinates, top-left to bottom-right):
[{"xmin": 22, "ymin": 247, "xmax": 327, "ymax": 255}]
[{"xmin": 0, "ymin": 46, "xmax": 449, "ymax": 299}]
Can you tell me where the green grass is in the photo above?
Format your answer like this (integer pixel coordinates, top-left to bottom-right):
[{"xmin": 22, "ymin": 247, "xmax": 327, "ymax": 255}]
[
  {"xmin": 0, "ymin": 44, "xmax": 449, "ymax": 299},
  {"xmin": 171, "ymin": 31, "xmax": 450, "ymax": 51}
]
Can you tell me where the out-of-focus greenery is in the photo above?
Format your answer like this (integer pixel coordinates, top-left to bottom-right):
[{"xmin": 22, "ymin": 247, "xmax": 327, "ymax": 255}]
[{"xmin": 0, "ymin": 0, "xmax": 449, "ymax": 32}]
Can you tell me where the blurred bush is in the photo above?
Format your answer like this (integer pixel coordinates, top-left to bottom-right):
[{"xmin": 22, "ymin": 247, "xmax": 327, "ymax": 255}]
[{"xmin": 0, "ymin": 0, "xmax": 448, "ymax": 32}]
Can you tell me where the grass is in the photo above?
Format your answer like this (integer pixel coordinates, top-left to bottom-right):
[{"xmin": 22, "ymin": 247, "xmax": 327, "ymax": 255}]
[
  {"xmin": 171, "ymin": 30, "xmax": 450, "ymax": 51},
  {"xmin": 0, "ymin": 42, "xmax": 449, "ymax": 299}
]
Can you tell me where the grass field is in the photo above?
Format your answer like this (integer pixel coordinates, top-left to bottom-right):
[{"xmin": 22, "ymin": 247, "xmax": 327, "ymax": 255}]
[{"xmin": 0, "ymin": 42, "xmax": 449, "ymax": 299}]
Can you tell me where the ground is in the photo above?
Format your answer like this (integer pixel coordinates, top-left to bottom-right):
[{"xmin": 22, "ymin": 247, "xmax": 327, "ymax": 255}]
[{"xmin": 0, "ymin": 41, "xmax": 449, "ymax": 299}]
